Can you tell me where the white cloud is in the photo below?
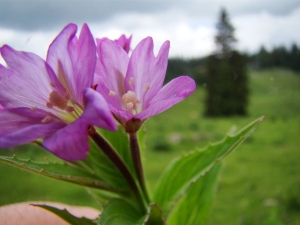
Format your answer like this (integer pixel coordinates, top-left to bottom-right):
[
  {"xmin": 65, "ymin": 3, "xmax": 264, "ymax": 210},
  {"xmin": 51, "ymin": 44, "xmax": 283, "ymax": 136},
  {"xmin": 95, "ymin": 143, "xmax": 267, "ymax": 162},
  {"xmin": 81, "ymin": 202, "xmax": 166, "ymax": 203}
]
[
  {"xmin": 1, "ymin": 0, "xmax": 299, "ymax": 31},
  {"xmin": 0, "ymin": 5, "xmax": 299, "ymax": 60},
  {"xmin": 89, "ymin": 10, "xmax": 216, "ymax": 58},
  {"xmin": 0, "ymin": 28, "xmax": 55, "ymax": 56},
  {"xmin": 234, "ymin": 7, "xmax": 300, "ymax": 53}
]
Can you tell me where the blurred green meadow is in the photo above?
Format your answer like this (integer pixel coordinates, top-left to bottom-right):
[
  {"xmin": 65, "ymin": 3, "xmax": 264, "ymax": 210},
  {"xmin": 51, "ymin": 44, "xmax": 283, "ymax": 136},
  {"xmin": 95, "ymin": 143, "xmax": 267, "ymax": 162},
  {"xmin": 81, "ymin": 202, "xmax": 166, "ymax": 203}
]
[{"xmin": 1, "ymin": 69, "xmax": 300, "ymax": 224}]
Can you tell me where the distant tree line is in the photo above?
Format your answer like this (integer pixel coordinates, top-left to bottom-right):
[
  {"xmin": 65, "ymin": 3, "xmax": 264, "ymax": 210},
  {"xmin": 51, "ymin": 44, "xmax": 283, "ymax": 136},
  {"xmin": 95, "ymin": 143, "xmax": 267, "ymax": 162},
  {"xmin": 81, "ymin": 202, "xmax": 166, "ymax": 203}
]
[
  {"xmin": 246, "ymin": 44, "xmax": 300, "ymax": 72},
  {"xmin": 165, "ymin": 43, "xmax": 300, "ymax": 86},
  {"xmin": 164, "ymin": 58, "xmax": 206, "ymax": 85}
]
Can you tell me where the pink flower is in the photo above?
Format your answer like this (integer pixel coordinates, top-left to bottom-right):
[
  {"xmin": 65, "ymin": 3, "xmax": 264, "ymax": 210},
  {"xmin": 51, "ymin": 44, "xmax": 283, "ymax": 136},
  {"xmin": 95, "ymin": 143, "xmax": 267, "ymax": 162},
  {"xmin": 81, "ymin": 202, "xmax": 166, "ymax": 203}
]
[
  {"xmin": 114, "ymin": 34, "xmax": 132, "ymax": 53},
  {"xmin": 0, "ymin": 24, "xmax": 116, "ymax": 161},
  {"xmin": 95, "ymin": 37, "xmax": 196, "ymax": 132}
]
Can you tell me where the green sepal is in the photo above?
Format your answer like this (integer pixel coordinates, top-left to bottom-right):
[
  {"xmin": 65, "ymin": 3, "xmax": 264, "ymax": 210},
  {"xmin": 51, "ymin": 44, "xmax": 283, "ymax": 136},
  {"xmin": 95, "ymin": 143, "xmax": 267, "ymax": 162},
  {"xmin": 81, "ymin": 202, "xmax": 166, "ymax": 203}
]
[
  {"xmin": 153, "ymin": 116, "xmax": 264, "ymax": 215},
  {"xmin": 77, "ymin": 140, "xmax": 136, "ymax": 204},
  {"xmin": 78, "ymin": 127, "xmax": 142, "ymax": 204},
  {"xmin": 137, "ymin": 126, "xmax": 147, "ymax": 153},
  {"xmin": 0, "ymin": 155, "xmax": 124, "ymax": 193},
  {"xmin": 79, "ymin": 127, "xmax": 135, "ymax": 189},
  {"xmin": 32, "ymin": 204, "xmax": 97, "ymax": 225},
  {"xmin": 98, "ymin": 127, "xmax": 135, "ymax": 175},
  {"xmin": 79, "ymin": 139, "xmax": 130, "ymax": 189},
  {"xmin": 167, "ymin": 163, "xmax": 222, "ymax": 225}
]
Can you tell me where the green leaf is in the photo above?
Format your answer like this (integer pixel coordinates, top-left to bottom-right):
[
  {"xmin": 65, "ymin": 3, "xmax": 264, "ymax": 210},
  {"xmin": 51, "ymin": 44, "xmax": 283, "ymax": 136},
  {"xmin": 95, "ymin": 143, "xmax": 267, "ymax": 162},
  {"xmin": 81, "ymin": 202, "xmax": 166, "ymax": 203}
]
[
  {"xmin": 85, "ymin": 188, "xmax": 120, "ymax": 210},
  {"xmin": 95, "ymin": 198, "xmax": 143, "ymax": 225},
  {"xmin": 138, "ymin": 203, "xmax": 165, "ymax": 225},
  {"xmin": 96, "ymin": 198, "xmax": 166, "ymax": 225},
  {"xmin": 33, "ymin": 204, "xmax": 96, "ymax": 225},
  {"xmin": 153, "ymin": 116, "xmax": 264, "ymax": 215},
  {"xmin": 0, "ymin": 155, "xmax": 124, "ymax": 193},
  {"xmin": 167, "ymin": 163, "xmax": 222, "ymax": 225}
]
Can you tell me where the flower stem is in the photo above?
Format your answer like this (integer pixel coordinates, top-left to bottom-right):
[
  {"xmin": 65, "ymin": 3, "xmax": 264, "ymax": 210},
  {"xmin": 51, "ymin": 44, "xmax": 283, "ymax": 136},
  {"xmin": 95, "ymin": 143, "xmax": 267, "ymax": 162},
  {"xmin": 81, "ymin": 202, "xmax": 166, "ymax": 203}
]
[
  {"xmin": 129, "ymin": 132, "xmax": 150, "ymax": 203},
  {"xmin": 88, "ymin": 126, "xmax": 146, "ymax": 211}
]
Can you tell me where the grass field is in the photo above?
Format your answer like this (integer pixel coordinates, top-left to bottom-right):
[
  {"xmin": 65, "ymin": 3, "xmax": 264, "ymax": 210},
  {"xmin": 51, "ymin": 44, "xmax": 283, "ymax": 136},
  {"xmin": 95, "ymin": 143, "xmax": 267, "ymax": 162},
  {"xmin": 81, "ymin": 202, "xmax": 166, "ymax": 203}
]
[{"xmin": 1, "ymin": 69, "xmax": 300, "ymax": 224}]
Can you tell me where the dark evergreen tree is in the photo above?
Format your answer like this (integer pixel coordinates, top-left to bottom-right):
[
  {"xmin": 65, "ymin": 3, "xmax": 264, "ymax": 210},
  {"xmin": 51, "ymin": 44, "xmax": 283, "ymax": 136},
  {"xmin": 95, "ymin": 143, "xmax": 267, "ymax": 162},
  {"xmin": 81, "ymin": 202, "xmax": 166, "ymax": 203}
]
[
  {"xmin": 205, "ymin": 8, "xmax": 248, "ymax": 117},
  {"xmin": 290, "ymin": 43, "xmax": 300, "ymax": 71},
  {"xmin": 215, "ymin": 8, "xmax": 237, "ymax": 58}
]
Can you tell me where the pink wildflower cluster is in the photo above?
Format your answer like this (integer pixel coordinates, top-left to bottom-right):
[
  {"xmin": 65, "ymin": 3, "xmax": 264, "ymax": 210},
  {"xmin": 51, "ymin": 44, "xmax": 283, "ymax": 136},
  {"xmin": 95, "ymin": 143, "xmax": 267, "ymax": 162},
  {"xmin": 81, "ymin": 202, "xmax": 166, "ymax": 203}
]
[{"xmin": 0, "ymin": 23, "xmax": 195, "ymax": 161}]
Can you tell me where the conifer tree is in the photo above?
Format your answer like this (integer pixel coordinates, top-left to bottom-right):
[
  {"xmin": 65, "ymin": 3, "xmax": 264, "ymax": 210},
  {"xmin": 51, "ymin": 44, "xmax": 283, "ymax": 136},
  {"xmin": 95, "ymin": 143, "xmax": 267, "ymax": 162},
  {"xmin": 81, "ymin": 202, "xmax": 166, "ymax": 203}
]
[
  {"xmin": 205, "ymin": 8, "xmax": 248, "ymax": 116},
  {"xmin": 215, "ymin": 8, "xmax": 236, "ymax": 57}
]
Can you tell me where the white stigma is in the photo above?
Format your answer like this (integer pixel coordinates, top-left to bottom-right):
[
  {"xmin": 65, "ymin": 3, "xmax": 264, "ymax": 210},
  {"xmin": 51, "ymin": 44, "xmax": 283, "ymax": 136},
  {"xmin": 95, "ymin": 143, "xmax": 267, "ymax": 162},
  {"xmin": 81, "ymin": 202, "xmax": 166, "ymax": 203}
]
[
  {"xmin": 122, "ymin": 91, "xmax": 140, "ymax": 111},
  {"xmin": 126, "ymin": 102, "xmax": 134, "ymax": 110}
]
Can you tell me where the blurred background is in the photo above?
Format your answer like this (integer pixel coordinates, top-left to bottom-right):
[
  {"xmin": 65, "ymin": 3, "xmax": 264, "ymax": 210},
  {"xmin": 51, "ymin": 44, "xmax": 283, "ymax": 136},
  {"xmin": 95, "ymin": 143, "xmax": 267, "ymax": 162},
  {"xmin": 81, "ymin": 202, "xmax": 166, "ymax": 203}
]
[{"xmin": 0, "ymin": 0, "xmax": 300, "ymax": 224}]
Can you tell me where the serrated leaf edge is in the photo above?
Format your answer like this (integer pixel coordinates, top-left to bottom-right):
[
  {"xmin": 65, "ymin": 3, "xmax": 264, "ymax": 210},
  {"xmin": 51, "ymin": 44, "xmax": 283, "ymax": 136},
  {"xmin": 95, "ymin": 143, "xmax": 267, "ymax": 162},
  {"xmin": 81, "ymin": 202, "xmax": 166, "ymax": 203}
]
[
  {"xmin": 157, "ymin": 116, "xmax": 264, "ymax": 216},
  {"xmin": 0, "ymin": 155, "xmax": 125, "ymax": 193},
  {"xmin": 32, "ymin": 204, "xmax": 97, "ymax": 225}
]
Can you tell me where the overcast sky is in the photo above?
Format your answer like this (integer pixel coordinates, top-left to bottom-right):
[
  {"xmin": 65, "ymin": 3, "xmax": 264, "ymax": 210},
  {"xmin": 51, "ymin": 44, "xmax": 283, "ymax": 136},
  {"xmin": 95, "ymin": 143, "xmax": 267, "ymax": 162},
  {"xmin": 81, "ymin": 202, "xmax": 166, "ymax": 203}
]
[{"xmin": 0, "ymin": 0, "xmax": 299, "ymax": 59}]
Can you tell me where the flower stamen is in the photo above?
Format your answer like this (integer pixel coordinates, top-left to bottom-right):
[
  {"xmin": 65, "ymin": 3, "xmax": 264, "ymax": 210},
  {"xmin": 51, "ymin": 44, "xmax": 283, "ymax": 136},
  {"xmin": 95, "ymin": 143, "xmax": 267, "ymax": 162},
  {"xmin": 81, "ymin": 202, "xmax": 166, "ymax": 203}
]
[
  {"xmin": 49, "ymin": 90, "xmax": 68, "ymax": 110},
  {"xmin": 47, "ymin": 90, "xmax": 84, "ymax": 124},
  {"xmin": 41, "ymin": 116, "xmax": 54, "ymax": 124},
  {"xmin": 46, "ymin": 102, "xmax": 53, "ymax": 108},
  {"xmin": 109, "ymin": 90, "xmax": 116, "ymax": 96},
  {"xmin": 144, "ymin": 83, "xmax": 150, "ymax": 92},
  {"xmin": 65, "ymin": 106, "xmax": 75, "ymax": 113},
  {"xmin": 129, "ymin": 77, "xmax": 135, "ymax": 86}
]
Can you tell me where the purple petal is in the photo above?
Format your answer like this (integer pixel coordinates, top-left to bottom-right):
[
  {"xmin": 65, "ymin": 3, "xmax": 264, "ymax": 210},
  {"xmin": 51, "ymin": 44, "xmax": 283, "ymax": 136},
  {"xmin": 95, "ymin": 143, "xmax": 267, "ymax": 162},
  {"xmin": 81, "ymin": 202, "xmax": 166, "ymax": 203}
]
[
  {"xmin": 125, "ymin": 37, "xmax": 170, "ymax": 111},
  {"xmin": 114, "ymin": 34, "xmax": 132, "ymax": 53},
  {"xmin": 43, "ymin": 117, "xmax": 89, "ymax": 161},
  {"xmin": 0, "ymin": 45, "xmax": 55, "ymax": 109},
  {"xmin": 95, "ymin": 75, "xmax": 124, "ymax": 111},
  {"xmin": 82, "ymin": 88, "xmax": 117, "ymax": 131},
  {"xmin": 108, "ymin": 104, "xmax": 133, "ymax": 127},
  {"xmin": 43, "ymin": 88, "xmax": 118, "ymax": 161},
  {"xmin": 94, "ymin": 77, "xmax": 132, "ymax": 126},
  {"xmin": 95, "ymin": 38, "xmax": 128, "ymax": 107},
  {"xmin": 137, "ymin": 76, "xmax": 196, "ymax": 120},
  {"xmin": 46, "ymin": 24, "xmax": 76, "ymax": 92},
  {"xmin": 47, "ymin": 23, "xmax": 96, "ymax": 104},
  {"xmin": 69, "ymin": 24, "xmax": 96, "ymax": 101},
  {"xmin": 0, "ymin": 108, "xmax": 65, "ymax": 148}
]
